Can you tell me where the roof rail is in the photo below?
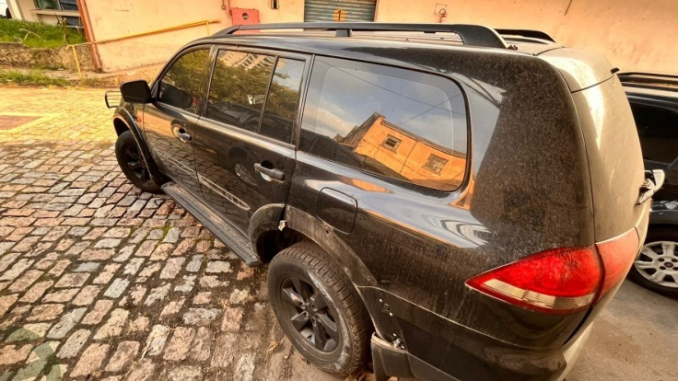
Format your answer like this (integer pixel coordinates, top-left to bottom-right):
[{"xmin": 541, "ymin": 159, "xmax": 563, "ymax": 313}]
[
  {"xmin": 618, "ymin": 72, "xmax": 678, "ymax": 91},
  {"xmin": 217, "ymin": 22, "xmax": 509, "ymax": 49},
  {"xmin": 495, "ymin": 29, "xmax": 556, "ymax": 43}
]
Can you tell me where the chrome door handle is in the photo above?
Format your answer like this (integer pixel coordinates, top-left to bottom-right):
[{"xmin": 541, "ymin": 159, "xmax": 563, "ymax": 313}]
[{"xmin": 254, "ymin": 163, "xmax": 285, "ymax": 181}]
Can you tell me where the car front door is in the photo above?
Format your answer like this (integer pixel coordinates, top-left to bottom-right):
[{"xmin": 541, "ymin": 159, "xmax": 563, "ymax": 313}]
[
  {"xmin": 144, "ymin": 46, "xmax": 211, "ymax": 193},
  {"xmin": 192, "ymin": 47, "xmax": 308, "ymax": 234}
]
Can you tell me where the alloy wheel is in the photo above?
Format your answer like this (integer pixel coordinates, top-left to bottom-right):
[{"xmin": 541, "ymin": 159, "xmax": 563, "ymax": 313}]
[
  {"xmin": 280, "ymin": 276, "xmax": 339, "ymax": 353},
  {"xmin": 634, "ymin": 241, "xmax": 678, "ymax": 289}
]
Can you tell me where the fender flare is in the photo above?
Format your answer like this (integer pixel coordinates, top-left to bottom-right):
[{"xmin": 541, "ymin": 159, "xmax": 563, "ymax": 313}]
[{"xmin": 113, "ymin": 107, "xmax": 164, "ymax": 185}]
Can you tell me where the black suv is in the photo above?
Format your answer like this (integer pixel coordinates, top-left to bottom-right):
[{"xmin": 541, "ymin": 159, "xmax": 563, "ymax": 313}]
[
  {"xmin": 620, "ymin": 72, "xmax": 678, "ymax": 296},
  {"xmin": 109, "ymin": 23, "xmax": 655, "ymax": 381}
]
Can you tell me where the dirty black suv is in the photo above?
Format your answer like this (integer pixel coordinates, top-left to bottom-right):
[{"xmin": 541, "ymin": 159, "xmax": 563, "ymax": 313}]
[{"xmin": 109, "ymin": 23, "xmax": 655, "ymax": 381}]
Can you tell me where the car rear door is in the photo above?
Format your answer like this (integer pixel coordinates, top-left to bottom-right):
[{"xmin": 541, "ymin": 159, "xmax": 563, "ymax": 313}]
[{"xmin": 191, "ymin": 46, "xmax": 309, "ymax": 234}]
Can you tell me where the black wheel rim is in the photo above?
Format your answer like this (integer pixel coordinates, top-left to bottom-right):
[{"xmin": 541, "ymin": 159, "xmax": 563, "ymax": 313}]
[
  {"xmin": 124, "ymin": 145, "xmax": 149, "ymax": 182},
  {"xmin": 281, "ymin": 276, "xmax": 339, "ymax": 353}
]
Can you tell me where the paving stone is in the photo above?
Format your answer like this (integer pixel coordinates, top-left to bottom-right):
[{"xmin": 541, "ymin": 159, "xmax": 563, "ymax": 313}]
[
  {"xmin": 183, "ymin": 308, "xmax": 221, "ymax": 326},
  {"xmin": 189, "ymin": 326, "xmax": 211, "ymax": 361},
  {"xmin": 145, "ymin": 324, "xmax": 170, "ymax": 356},
  {"xmin": 126, "ymin": 360, "xmax": 155, "ymax": 381},
  {"xmin": 113, "ymin": 244, "xmax": 135, "ymax": 262},
  {"xmin": 150, "ymin": 243, "xmax": 173, "ymax": 260},
  {"xmin": 93, "ymin": 263, "xmax": 121, "ymax": 284},
  {"xmin": 139, "ymin": 262, "xmax": 162, "ymax": 277},
  {"xmin": 175, "ymin": 275, "xmax": 197, "ymax": 293},
  {"xmin": 135, "ymin": 240, "xmax": 157, "ymax": 257},
  {"xmin": 47, "ymin": 259, "xmax": 70, "ymax": 277},
  {"xmin": 128, "ymin": 316, "xmax": 149, "ymax": 333},
  {"xmin": 42, "ymin": 288, "xmax": 79, "ymax": 303},
  {"xmin": 80, "ymin": 248, "xmax": 115, "ymax": 261},
  {"xmin": 210, "ymin": 333, "xmax": 239, "ymax": 368},
  {"xmin": 72, "ymin": 285, "xmax": 101, "ymax": 306},
  {"xmin": 206, "ymin": 261, "xmax": 232, "ymax": 274},
  {"xmin": 221, "ymin": 307, "xmax": 244, "ymax": 332},
  {"xmin": 193, "ymin": 291, "xmax": 211, "ymax": 305},
  {"xmin": 8, "ymin": 269, "xmax": 42, "ymax": 292},
  {"xmin": 10, "ymin": 342, "xmax": 55, "ymax": 381},
  {"xmin": 160, "ymin": 257, "xmax": 185, "ymax": 279},
  {"xmin": 104, "ymin": 278, "xmax": 130, "ymax": 298},
  {"xmin": 229, "ymin": 288, "xmax": 251, "ymax": 305},
  {"xmin": 20, "ymin": 281, "xmax": 54, "ymax": 303},
  {"xmin": 5, "ymin": 323, "xmax": 51, "ymax": 342},
  {"xmin": 0, "ymin": 252, "xmax": 21, "ymax": 273},
  {"xmin": 163, "ymin": 227, "xmax": 181, "ymax": 243},
  {"xmin": 27, "ymin": 304, "xmax": 64, "ymax": 322},
  {"xmin": 70, "ymin": 343, "xmax": 109, "ymax": 378},
  {"xmin": 54, "ymin": 273, "xmax": 89, "ymax": 288},
  {"xmin": 129, "ymin": 285, "xmax": 147, "ymax": 306},
  {"xmin": 123, "ymin": 258, "xmax": 144, "ymax": 275},
  {"xmin": 0, "ymin": 259, "xmax": 34, "ymax": 281},
  {"xmin": 105, "ymin": 341, "xmax": 140, "ymax": 372},
  {"xmin": 236, "ymin": 264, "xmax": 255, "ymax": 280},
  {"xmin": 74, "ymin": 262, "xmax": 100, "ymax": 272},
  {"xmin": 93, "ymin": 308, "xmax": 129, "ymax": 340},
  {"xmin": 0, "ymin": 344, "xmax": 33, "ymax": 366},
  {"xmin": 47, "ymin": 307, "xmax": 86, "ymax": 339},
  {"xmin": 163, "ymin": 327, "xmax": 195, "ymax": 361},
  {"xmin": 93, "ymin": 238, "xmax": 122, "ymax": 249},
  {"xmin": 160, "ymin": 298, "xmax": 185, "ymax": 318},
  {"xmin": 144, "ymin": 283, "xmax": 171, "ymax": 306},
  {"xmin": 234, "ymin": 353, "xmax": 256, "ymax": 381},
  {"xmin": 57, "ymin": 329, "xmax": 91, "ymax": 359},
  {"xmin": 186, "ymin": 255, "xmax": 203, "ymax": 273},
  {"xmin": 167, "ymin": 366, "xmax": 202, "ymax": 381},
  {"xmin": 82, "ymin": 299, "xmax": 114, "ymax": 325}
]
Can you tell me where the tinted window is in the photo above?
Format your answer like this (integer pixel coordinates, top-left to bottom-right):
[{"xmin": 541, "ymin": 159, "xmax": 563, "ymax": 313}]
[
  {"xmin": 630, "ymin": 102, "xmax": 678, "ymax": 164},
  {"xmin": 260, "ymin": 58, "xmax": 305, "ymax": 142},
  {"xmin": 158, "ymin": 49, "xmax": 209, "ymax": 113},
  {"xmin": 300, "ymin": 57, "xmax": 467, "ymax": 191},
  {"xmin": 206, "ymin": 50, "xmax": 275, "ymax": 131}
]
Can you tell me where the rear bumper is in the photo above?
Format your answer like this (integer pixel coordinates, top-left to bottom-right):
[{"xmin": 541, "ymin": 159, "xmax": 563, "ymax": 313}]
[{"xmin": 371, "ymin": 322, "xmax": 593, "ymax": 381}]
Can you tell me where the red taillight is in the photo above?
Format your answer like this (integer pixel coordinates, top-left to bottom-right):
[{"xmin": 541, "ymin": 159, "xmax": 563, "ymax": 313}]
[
  {"xmin": 594, "ymin": 229, "xmax": 639, "ymax": 302},
  {"xmin": 466, "ymin": 247, "xmax": 602, "ymax": 314},
  {"xmin": 467, "ymin": 229, "xmax": 640, "ymax": 314}
]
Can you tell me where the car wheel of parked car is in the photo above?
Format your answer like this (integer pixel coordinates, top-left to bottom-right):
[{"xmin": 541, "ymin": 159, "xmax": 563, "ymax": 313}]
[
  {"xmin": 115, "ymin": 131, "xmax": 162, "ymax": 194},
  {"xmin": 268, "ymin": 241, "xmax": 371, "ymax": 376},
  {"xmin": 628, "ymin": 227, "xmax": 678, "ymax": 296}
]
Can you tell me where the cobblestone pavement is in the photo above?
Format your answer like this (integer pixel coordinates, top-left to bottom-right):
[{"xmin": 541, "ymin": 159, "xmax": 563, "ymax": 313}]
[
  {"xmin": 1, "ymin": 88, "xmax": 676, "ymax": 381},
  {"xmin": 0, "ymin": 88, "xmax": 343, "ymax": 381}
]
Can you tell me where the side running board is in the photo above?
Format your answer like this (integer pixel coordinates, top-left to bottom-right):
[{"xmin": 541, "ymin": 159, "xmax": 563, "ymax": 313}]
[{"xmin": 162, "ymin": 182, "xmax": 262, "ymax": 266}]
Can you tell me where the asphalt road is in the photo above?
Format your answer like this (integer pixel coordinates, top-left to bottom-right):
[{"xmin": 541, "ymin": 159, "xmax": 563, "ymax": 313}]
[{"xmin": 568, "ymin": 281, "xmax": 678, "ymax": 381}]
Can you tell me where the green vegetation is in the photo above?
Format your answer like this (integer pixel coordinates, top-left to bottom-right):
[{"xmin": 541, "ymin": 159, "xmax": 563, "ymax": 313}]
[
  {"xmin": 0, "ymin": 70, "xmax": 112, "ymax": 88},
  {"xmin": 0, "ymin": 70, "xmax": 70, "ymax": 86},
  {"xmin": 0, "ymin": 18, "xmax": 85, "ymax": 48}
]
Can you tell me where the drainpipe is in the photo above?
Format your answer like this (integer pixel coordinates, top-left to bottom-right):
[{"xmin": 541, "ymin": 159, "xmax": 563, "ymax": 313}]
[{"xmin": 76, "ymin": 0, "xmax": 102, "ymax": 72}]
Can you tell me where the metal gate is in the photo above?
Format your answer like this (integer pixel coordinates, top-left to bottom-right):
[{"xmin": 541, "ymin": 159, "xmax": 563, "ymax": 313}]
[{"xmin": 304, "ymin": 0, "xmax": 377, "ymax": 22}]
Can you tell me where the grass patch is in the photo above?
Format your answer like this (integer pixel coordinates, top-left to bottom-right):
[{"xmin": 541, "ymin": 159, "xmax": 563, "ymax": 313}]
[
  {"xmin": 0, "ymin": 70, "xmax": 70, "ymax": 86},
  {"xmin": 0, "ymin": 18, "xmax": 85, "ymax": 48},
  {"xmin": 0, "ymin": 69, "xmax": 115, "ymax": 88}
]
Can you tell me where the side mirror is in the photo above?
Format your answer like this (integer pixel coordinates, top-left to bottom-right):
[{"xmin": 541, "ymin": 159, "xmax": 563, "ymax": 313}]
[{"xmin": 120, "ymin": 80, "xmax": 152, "ymax": 104}]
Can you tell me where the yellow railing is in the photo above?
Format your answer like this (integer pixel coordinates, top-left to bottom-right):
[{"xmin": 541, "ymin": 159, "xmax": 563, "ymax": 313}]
[{"xmin": 67, "ymin": 19, "xmax": 220, "ymax": 78}]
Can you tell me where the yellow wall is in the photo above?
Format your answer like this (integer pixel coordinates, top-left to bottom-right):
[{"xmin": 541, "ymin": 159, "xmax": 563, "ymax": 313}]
[
  {"xmin": 374, "ymin": 0, "xmax": 678, "ymax": 74},
  {"xmin": 84, "ymin": 0, "xmax": 678, "ymax": 74}
]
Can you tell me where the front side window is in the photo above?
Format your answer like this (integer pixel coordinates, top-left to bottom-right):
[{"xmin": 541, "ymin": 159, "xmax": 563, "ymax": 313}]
[
  {"xmin": 158, "ymin": 49, "xmax": 210, "ymax": 113},
  {"xmin": 206, "ymin": 50, "xmax": 276, "ymax": 131},
  {"xmin": 300, "ymin": 57, "xmax": 468, "ymax": 191}
]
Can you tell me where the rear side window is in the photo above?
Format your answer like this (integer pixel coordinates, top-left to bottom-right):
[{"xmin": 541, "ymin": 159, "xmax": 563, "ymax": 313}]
[
  {"xmin": 260, "ymin": 58, "xmax": 305, "ymax": 143},
  {"xmin": 206, "ymin": 50, "xmax": 276, "ymax": 131},
  {"xmin": 300, "ymin": 57, "xmax": 468, "ymax": 191},
  {"xmin": 630, "ymin": 102, "xmax": 678, "ymax": 164},
  {"xmin": 158, "ymin": 48, "xmax": 210, "ymax": 113}
]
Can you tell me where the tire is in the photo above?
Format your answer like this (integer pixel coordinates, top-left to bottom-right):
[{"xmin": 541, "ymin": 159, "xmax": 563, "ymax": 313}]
[
  {"xmin": 628, "ymin": 226, "xmax": 678, "ymax": 297},
  {"xmin": 115, "ymin": 131, "xmax": 162, "ymax": 194},
  {"xmin": 268, "ymin": 241, "xmax": 372, "ymax": 376}
]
